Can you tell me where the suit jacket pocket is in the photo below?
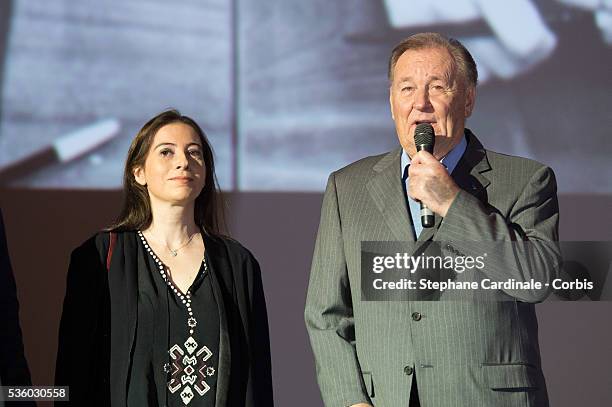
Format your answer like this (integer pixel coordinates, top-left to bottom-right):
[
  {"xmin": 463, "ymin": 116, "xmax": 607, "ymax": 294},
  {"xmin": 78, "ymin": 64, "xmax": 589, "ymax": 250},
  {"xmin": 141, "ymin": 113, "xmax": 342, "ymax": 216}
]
[
  {"xmin": 362, "ymin": 371, "xmax": 375, "ymax": 398},
  {"xmin": 482, "ymin": 363, "xmax": 541, "ymax": 391}
]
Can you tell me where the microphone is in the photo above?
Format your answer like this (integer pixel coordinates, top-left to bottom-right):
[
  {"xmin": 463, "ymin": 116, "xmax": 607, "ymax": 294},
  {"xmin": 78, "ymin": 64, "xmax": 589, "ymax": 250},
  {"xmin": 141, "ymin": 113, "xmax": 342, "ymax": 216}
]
[{"xmin": 414, "ymin": 123, "xmax": 435, "ymax": 228}]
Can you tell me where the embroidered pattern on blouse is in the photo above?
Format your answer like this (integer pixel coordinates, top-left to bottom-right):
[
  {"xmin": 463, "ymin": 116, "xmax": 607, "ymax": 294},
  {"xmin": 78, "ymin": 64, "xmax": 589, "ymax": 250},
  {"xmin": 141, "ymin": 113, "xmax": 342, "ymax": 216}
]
[{"xmin": 168, "ymin": 338, "xmax": 216, "ymax": 405}]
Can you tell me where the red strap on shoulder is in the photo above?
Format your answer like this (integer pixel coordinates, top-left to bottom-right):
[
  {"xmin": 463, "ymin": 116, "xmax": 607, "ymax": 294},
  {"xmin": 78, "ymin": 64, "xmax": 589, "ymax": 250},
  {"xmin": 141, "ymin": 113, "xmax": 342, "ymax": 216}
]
[{"xmin": 106, "ymin": 232, "xmax": 117, "ymax": 272}]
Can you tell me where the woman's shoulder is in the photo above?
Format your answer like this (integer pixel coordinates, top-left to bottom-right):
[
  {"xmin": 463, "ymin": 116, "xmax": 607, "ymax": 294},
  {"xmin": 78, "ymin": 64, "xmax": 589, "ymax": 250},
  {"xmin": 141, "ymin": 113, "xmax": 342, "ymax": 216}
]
[
  {"xmin": 71, "ymin": 230, "xmax": 135, "ymax": 257},
  {"xmin": 208, "ymin": 234, "xmax": 259, "ymax": 265}
]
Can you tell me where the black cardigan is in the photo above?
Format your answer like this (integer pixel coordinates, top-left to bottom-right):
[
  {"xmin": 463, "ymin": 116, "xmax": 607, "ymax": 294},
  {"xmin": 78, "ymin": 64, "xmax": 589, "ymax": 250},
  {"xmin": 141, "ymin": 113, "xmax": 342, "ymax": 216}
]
[{"xmin": 55, "ymin": 231, "xmax": 273, "ymax": 407}]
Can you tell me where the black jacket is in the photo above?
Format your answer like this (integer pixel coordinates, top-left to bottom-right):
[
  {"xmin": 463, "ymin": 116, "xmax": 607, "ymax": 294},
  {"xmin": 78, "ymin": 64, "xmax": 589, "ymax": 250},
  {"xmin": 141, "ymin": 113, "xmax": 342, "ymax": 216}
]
[
  {"xmin": 0, "ymin": 208, "xmax": 34, "ymax": 407},
  {"xmin": 55, "ymin": 231, "xmax": 273, "ymax": 407}
]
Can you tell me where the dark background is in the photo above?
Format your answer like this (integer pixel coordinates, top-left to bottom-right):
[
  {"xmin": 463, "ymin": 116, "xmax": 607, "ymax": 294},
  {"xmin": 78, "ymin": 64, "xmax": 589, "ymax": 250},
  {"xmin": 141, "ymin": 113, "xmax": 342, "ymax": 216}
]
[{"xmin": 1, "ymin": 190, "xmax": 611, "ymax": 406}]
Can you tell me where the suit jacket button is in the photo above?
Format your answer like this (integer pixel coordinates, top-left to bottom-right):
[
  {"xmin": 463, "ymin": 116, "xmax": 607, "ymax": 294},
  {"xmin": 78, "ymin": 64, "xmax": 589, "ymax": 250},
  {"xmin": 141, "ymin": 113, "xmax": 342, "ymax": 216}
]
[
  {"xmin": 411, "ymin": 312, "xmax": 422, "ymax": 321},
  {"xmin": 404, "ymin": 366, "xmax": 414, "ymax": 375}
]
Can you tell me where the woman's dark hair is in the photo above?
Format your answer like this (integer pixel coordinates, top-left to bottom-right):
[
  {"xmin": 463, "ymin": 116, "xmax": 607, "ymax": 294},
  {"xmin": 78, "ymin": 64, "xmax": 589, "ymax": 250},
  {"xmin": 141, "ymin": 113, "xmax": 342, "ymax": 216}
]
[{"xmin": 108, "ymin": 109, "xmax": 226, "ymax": 235}]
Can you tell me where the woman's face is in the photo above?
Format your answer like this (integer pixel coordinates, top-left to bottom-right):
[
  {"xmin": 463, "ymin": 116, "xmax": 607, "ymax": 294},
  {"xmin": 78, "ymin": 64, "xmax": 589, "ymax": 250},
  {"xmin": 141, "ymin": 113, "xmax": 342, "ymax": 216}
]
[{"xmin": 133, "ymin": 122, "xmax": 206, "ymax": 207}]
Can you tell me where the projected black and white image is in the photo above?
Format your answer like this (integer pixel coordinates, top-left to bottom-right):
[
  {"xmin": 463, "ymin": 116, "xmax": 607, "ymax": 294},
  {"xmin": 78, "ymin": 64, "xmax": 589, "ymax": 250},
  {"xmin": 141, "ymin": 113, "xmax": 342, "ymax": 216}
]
[{"xmin": 0, "ymin": 0, "xmax": 610, "ymax": 193}]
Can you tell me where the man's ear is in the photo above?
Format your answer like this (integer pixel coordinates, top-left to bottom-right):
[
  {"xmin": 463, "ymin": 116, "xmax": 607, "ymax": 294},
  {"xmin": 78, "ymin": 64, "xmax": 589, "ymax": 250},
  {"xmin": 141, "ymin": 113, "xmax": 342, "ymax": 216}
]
[
  {"xmin": 464, "ymin": 86, "xmax": 476, "ymax": 117},
  {"xmin": 133, "ymin": 166, "xmax": 146, "ymax": 186}
]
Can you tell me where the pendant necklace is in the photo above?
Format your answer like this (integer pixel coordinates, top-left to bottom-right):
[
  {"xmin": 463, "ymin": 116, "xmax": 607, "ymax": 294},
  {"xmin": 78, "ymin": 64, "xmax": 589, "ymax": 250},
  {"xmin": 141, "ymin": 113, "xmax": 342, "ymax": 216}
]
[{"xmin": 166, "ymin": 233, "xmax": 196, "ymax": 257}]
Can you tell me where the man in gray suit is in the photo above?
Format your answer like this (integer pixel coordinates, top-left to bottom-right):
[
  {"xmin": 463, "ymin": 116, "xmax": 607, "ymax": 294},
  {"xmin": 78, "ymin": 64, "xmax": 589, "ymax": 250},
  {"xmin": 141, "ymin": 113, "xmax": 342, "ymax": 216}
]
[{"xmin": 305, "ymin": 33, "xmax": 560, "ymax": 407}]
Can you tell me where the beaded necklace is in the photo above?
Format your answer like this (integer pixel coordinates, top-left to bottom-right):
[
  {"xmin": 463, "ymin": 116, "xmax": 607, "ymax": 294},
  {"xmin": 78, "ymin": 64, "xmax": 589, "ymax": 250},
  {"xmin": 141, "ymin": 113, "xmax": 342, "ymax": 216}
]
[{"xmin": 138, "ymin": 230, "xmax": 216, "ymax": 405}]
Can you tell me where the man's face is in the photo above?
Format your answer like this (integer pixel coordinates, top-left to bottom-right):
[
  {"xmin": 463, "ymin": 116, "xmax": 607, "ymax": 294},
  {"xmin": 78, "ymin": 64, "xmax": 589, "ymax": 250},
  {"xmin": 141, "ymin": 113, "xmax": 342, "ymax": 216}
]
[{"xmin": 389, "ymin": 47, "xmax": 475, "ymax": 159}]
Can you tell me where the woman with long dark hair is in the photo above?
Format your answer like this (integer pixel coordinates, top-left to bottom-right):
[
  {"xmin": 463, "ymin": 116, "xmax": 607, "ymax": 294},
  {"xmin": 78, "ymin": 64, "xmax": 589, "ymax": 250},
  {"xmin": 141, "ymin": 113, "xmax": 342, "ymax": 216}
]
[{"xmin": 55, "ymin": 110, "xmax": 273, "ymax": 406}]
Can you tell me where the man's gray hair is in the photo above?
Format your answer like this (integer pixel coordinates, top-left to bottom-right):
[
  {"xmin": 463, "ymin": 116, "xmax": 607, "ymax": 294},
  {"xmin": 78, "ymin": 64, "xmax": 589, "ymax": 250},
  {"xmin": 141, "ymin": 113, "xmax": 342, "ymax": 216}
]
[{"xmin": 388, "ymin": 32, "xmax": 478, "ymax": 87}]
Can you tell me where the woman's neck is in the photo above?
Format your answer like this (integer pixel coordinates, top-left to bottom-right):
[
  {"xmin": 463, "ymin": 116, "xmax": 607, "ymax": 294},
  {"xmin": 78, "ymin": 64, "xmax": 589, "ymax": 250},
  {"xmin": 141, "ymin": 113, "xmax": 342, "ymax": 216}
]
[{"xmin": 143, "ymin": 201, "xmax": 199, "ymax": 246}]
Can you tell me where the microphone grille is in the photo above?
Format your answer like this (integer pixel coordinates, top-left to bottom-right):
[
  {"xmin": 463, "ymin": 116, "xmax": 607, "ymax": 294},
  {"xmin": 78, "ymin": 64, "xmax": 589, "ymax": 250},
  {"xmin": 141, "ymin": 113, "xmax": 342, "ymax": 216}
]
[{"xmin": 414, "ymin": 123, "xmax": 435, "ymax": 146}]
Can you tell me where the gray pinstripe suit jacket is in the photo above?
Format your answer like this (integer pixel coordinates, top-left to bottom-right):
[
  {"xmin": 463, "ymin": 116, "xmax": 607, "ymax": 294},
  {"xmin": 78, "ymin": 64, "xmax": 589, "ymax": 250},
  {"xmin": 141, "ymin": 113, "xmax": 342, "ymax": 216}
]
[{"xmin": 305, "ymin": 131, "xmax": 560, "ymax": 407}]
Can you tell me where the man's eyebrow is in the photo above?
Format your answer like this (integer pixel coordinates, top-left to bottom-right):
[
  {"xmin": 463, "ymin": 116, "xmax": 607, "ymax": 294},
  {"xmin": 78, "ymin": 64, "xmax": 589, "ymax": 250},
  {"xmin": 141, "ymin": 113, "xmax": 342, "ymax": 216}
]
[
  {"xmin": 397, "ymin": 77, "xmax": 413, "ymax": 83},
  {"xmin": 428, "ymin": 75, "xmax": 447, "ymax": 81},
  {"xmin": 396, "ymin": 75, "xmax": 451, "ymax": 83}
]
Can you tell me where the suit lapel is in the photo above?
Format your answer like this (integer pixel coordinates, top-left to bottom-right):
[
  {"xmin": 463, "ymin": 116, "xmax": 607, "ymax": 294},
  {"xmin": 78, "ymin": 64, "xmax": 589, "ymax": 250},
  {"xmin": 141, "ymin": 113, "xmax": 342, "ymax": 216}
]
[
  {"xmin": 452, "ymin": 130, "xmax": 491, "ymax": 201},
  {"xmin": 366, "ymin": 148, "xmax": 415, "ymax": 242}
]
